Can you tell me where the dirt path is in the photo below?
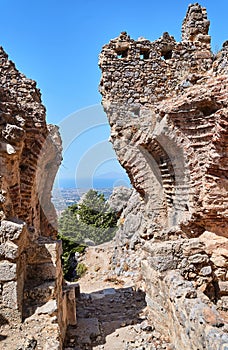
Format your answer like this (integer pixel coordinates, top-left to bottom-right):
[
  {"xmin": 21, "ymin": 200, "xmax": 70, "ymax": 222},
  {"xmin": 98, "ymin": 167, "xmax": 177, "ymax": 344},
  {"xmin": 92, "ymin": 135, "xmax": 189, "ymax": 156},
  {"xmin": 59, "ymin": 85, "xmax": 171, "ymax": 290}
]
[{"xmin": 64, "ymin": 242, "xmax": 173, "ymax": 350}]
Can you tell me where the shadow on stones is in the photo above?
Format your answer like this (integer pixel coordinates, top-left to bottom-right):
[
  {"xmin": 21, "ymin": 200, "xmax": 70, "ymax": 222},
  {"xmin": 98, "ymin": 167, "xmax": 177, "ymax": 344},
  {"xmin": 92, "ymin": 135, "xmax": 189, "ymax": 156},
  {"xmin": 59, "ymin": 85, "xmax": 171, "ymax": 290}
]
[
  {"xmin": 0, "ymin": 314, "xmax": 9, "ymax": 342},
  {"xmin": 0, "ymin": 314, "xmax": 9, "ymax": 326},
  {"xmin": 22, "ymin": 244, "xmax": 55, "ymax": 320},
  {"xmin": 65, "ymin": 287, "xmax": 146, "ymax": 349},
  {"xmin": 0, "ymin": 335, "xmax": 7, "ymax": 341}
]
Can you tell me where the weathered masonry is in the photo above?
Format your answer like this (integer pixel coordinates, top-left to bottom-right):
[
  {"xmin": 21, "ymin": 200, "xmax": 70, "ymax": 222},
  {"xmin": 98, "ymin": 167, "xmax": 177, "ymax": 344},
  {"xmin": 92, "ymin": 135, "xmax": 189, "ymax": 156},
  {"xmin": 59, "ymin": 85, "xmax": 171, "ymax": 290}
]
[
  {"xmin": 0, "ymin": 46, "xmax": 76, "ymax": 348},
  {"xmin": 99, "ymin": 3, "xmax": 228, "ymax": 350}
]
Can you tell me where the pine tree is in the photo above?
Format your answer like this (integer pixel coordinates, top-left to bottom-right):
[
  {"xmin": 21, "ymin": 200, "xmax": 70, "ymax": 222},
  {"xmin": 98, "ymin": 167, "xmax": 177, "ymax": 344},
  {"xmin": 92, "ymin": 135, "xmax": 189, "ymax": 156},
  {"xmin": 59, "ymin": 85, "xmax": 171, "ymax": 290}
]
[
  {"xmin": 58, "ymin": 189, "xmax": 117, "ymax": 245},
  {"xmin": 58, "ymin": 189, "xmax": 118, "ymax": 281}
]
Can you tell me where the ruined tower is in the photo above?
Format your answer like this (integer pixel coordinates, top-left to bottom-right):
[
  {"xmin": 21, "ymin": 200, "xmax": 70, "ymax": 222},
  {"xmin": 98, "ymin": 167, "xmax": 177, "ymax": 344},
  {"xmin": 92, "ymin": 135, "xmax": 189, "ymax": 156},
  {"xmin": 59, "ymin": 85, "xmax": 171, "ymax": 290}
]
[{"xmin": 99, "ymin": 3, "xmax": 228, "ymax": 349}]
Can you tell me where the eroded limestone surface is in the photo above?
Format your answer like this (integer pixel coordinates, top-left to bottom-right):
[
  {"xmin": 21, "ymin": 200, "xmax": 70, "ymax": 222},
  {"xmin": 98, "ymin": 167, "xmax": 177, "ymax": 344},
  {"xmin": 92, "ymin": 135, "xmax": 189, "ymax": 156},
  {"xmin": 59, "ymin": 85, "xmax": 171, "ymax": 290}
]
[
  {"xmin": 99, "ymin": 3, "xmax": 228, "ymax": 350},
  {"xmin": 0, "ymin": 47, "xmax": 76, "ymax": 348}
]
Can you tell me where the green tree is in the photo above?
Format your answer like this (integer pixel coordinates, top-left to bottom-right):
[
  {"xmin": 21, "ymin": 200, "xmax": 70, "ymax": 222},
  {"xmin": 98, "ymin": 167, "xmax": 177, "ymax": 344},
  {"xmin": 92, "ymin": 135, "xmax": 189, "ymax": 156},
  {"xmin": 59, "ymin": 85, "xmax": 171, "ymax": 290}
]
[
  {"xmin": 58, "ymin": 189, "xmax": 117, "ymax": 280},
  {"xmin": 58, "ymin": 189, "xmax": 117, "ymax": 245}
]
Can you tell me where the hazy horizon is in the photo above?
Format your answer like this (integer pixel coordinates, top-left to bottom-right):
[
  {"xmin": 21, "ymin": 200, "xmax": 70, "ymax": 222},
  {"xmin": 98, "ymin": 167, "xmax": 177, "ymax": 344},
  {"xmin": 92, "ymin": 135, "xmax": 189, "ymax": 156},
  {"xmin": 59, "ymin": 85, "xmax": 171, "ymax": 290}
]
[{"xmin": 54, "ymin": 173, "xmax": 131, "ymax": 189}]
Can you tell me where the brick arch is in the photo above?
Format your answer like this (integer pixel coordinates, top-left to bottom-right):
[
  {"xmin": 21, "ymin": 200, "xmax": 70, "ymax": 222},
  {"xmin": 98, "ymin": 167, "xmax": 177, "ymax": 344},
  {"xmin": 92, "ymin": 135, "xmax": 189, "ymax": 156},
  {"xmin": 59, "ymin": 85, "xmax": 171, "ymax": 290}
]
[{"xmin": 139, "ymin": 134, "xmax": 191, "ymax": 229}]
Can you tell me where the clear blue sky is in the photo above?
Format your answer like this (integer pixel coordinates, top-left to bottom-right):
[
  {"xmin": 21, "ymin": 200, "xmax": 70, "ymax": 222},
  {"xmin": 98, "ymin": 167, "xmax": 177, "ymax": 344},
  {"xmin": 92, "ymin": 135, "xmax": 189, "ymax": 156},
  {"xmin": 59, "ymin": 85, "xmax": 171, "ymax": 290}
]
[{"xmin": 1, "ymin": 0, "xmax": 227, "ymax": 187}]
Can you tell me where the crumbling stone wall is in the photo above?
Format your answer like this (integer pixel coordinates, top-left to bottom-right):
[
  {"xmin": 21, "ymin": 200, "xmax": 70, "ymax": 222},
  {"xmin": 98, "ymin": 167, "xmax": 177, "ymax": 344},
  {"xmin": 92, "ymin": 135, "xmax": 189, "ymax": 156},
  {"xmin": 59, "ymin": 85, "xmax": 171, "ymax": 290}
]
[
  {"xmin": 0, "ymin": 47, "xmax": 76, "ymax": 348},
  {"xmin": 99, "ymin": 3, "xmax": 228, "ymax": 350}
]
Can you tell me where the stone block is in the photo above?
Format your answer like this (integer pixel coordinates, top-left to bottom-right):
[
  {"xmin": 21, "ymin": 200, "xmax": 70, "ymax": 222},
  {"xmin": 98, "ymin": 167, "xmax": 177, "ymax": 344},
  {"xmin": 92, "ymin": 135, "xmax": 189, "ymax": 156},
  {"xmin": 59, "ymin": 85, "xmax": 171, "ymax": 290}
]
[
  {"xmin": 35, "ymin": 299, "xmax": 57, "ymax": 316},
  {"xmin": 0, "ymin": 261, "xmax": 16, "ymax": 281},
  {"xmin": 218, "ymin": 281, "xmax": 228, "ymax": 295},
  {"xmin": 144, "ymin": 241, "xmax": 180, "ymax": 271},
  {"xmin": 199, "ymin": 265, "xmax": 212, "ymax": 276},
  {"xmin": 0, "ymin": 241, "xmax": 19, "ymax": 260},
  {"xmin": 24, "ymin": 281, "xmax": 56, "ymax": 303},
  {"xmin": 66, "ymin": 287, "xmax": 77, "ymax": 326},
  {"xmin": 0, "ymin": 219, "xmax": 26, "ymax": 243},
  {"xmin": 188, "ymin": 254, "xmax": 209, "ymax": 265},
  {"xmin": 2, "ymin": 281, "xmax": 18, "ymax": 308},
  {"xmin": 211, "ymin": 254, "xmax": 227, "ymax": 268},
  {"xmin": 26, "ymin": 263, "xmax": 58, "ymax": 284},
  {"xmin": 27, "ymin": 240, "xmax": 62, "ymax": 265}
]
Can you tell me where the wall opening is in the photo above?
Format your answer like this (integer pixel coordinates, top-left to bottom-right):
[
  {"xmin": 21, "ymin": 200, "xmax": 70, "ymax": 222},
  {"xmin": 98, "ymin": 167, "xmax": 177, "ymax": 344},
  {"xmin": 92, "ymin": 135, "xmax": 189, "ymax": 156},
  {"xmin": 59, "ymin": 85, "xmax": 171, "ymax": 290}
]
[
  {"xmin": 130, "ymin": 106, "xmax": 140, "ymax": 117},
  {"xmin": 140, "ymin": 49, "xmax": 150, "ymax": 60},
  {"xmin": 116, "ymin": 49, "xmax": 128, "ymax": 59},
  {"xmin": 161, "ymin": 50, "xmax": 173, "ymax": 60}
]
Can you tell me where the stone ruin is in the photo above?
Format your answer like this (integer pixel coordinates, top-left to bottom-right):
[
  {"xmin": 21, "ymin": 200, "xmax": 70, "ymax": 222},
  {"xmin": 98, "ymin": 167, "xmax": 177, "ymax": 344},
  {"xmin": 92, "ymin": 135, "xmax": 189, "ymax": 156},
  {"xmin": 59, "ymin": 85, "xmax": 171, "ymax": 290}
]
[
  {"xmin": 0, "ymin": 2, "xmax": 227, "ymax": 350},
  {"xmin": 99, "ymin": 3, "xmax": 228, "ymax": 350},
  {"xmin": 0, "ymin": 45, "xmax": 76, "ymax": 347}
]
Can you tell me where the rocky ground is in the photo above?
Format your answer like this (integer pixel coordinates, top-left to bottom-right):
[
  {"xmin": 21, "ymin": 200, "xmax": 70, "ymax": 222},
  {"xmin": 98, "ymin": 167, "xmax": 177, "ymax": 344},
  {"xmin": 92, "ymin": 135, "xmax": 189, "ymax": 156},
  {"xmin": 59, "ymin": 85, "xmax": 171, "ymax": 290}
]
[{"xmin": 64, "ymin": 242, "xmax": 174, "ymax": 350}]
